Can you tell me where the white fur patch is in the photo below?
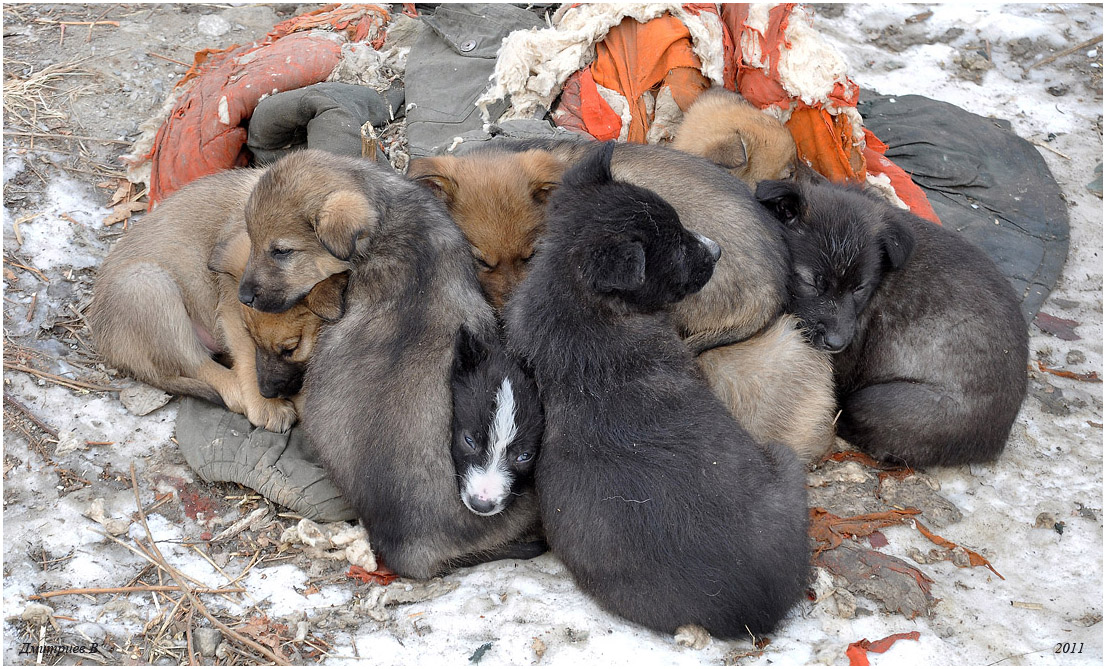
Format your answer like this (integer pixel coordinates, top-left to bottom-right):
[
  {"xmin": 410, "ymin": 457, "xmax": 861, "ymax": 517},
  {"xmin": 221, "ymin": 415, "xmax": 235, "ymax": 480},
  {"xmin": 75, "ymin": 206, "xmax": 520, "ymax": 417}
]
[{"xmin": 461, "ymin": 378, "xmax": 518, "ymax": 516}]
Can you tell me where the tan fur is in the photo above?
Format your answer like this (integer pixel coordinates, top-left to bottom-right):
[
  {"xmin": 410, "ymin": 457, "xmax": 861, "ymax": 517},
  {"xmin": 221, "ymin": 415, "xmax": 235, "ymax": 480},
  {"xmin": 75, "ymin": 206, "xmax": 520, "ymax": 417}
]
[
  {"xmin": 672, "ymin": 87, "xmax": 798, "ymax": 189},
  {"xmin": 411, "ymin": 142, "xmax": 836, "ymax": 460},
  {"xmin": 237, "ymin": 152, "xmax": 375, "ymax": 314},
  {"xmin": 88, "ymin": 169, "xmax": 335, "ymax": 433},
  {"xmin": 408, "ymin": 150, "xmax": 564, "ymax": 310},
  {"xmin": 697, "ymin": 315, "xmax": 836, "ymax": 461}
]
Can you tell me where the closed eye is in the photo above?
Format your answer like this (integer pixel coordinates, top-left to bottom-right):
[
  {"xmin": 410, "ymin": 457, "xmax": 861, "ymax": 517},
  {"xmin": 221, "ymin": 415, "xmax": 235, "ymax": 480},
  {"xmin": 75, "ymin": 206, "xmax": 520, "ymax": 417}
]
[{"xmin": 270, "ymin": 247, "xmax": 294, "ymax": 259}]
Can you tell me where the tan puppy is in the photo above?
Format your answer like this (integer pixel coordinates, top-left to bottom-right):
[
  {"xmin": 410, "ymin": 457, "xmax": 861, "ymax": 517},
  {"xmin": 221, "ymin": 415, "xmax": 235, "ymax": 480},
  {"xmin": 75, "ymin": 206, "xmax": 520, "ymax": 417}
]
[
  {"xmin": 671, "ymin": 87, "xmax": 798, "ymax": 189},
  {"xmin": 88, "ymin": 169, "xmax": 343, "ymax": 432},
  {"xmin": 407, "ymin": 150, "xmax": 564, "ymax": 310},
  {"xmin": 410, "ymin": 141, "xmax": 836, "ymax": 460},
  {"xmin": 209, "ymin": 231, "xmax": 347, "ymax": 404}
]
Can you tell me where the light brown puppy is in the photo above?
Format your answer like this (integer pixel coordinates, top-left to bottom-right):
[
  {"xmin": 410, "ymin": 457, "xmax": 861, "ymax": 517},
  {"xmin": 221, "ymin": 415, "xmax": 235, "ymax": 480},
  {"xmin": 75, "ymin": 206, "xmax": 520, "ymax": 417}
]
[
  {"xmin": 88, "ymin": 169, "xmax": 342, "ymax": 432},
  {"xmin": 411, "ymin": 141, "xmax": 836, "ymax": 460},
  {"xmin": 407, "ymin": 150, "xmax": 564, "ymax": 310},
  {"xmin": 671, "ymin": 87, "xmax": 798, "ymax": 189},
  {"xmin": 209, "ymin": 231, "xmax": 347, "ymax": 405}
]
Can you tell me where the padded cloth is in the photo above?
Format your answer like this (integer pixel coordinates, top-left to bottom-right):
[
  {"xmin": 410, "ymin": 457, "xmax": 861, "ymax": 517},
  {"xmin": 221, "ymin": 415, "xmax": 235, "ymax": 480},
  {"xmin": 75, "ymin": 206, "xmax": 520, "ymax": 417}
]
[
  {"xmin": 405, "ymin": 3, "xmax": 545, "ymax": 157},
  {"xmin": 247, "ymin": 82, "xmax": 406, "ymax": 164},
  {"xmin": 858, "ymin": 92, "xmax": 1070, "ymax": 322},
  {"xmin": 175, "ymin": 397, "xmax": 356, "ymax": 522}
]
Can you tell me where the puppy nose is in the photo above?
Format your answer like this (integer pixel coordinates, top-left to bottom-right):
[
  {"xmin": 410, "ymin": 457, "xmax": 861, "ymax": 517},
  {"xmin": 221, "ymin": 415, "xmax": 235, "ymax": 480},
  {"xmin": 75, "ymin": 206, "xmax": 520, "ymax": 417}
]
[
  {"xmin": 822, "ymin": 331, "xmax": 848, "ymax": 351},
  {"xmin": 466, "ymin": 496, "xmax": 498, "ymax": 515},
  {"xmin": 695, "ymin": 233, "xmax": 722, "ymax": 262},
  {"xmin": 238, "ymin": 284, "xmax": 257, "ymax": 307}
]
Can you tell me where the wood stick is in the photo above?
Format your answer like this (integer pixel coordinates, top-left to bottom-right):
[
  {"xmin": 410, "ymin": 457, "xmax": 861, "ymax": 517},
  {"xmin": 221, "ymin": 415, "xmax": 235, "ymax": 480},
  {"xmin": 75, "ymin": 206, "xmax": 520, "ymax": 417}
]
[
  {"xmin": 35, "ymin": 19, "xmax": 120, "ymax": 27},
  {"xmin": 1027, "ymin": 34, "xmax": 1103, "ymax": 71},
  {"xmin": 2, "ymin": 361, "xmax": 119, "ymax": 392},
  {"xmin": 147, "ymin": 52, "xmax": 191, "ymax": 67},
  {"xmin": 2, "ymin": 257, "xmax": 50, "ymax": 282},
  {"xmin": 129, "ymin": 465, "xmax": 290, "ymax": 665},
  {"xmin": 3, "ymin": 130, "xmax": 131, "ymax": 144},
  {"xmin": 28, "ymin": 584, "xmax": 245, "ymax": 600},
  {"xmin": 3, "ymin": 394, "xmax": 60, "ymax": 438}
]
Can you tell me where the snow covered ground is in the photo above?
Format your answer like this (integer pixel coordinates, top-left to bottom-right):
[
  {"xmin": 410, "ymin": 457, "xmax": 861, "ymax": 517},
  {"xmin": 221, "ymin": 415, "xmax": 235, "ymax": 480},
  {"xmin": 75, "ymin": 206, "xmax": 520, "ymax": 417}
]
[{"xmin": 2, "ymin": 3, "xmax": 1101, "ymax": 666}]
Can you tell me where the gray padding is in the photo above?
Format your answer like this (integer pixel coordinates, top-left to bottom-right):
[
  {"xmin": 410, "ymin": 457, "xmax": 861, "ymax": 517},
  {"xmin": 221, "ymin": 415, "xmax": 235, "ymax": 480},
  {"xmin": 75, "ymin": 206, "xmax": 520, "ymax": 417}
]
[
  {"xmin": 247, "ymin": 82, "xmax": 404, "ymax": 165},
  {"xmin": 175, "ymin": 397, "xmax": 356, "ymax": 522}
]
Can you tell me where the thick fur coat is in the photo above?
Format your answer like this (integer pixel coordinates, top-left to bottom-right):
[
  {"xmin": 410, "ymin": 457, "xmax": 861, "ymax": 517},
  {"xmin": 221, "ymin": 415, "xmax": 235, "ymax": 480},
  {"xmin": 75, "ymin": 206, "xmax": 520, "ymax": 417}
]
[
  {"xmin": 757, "ymin": 179, "xmax": 1029, "ymax": 466},
  {"xmin": 251, "ymin": 151, "xmax": 542, "ymax": 578},
  {"xmin": 416, "ymin": 139, "xmax": 836, "ymax": 461},
  {"xmin": 506, "ymin": 144, "xmax": 810, "ymax": 637}
]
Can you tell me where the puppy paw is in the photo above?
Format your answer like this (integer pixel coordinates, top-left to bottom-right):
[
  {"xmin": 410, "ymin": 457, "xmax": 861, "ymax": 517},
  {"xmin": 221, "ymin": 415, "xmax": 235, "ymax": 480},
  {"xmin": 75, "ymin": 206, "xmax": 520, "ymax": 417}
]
[{"xmin": 246, "ymin": 398, "xmax": 298, "ymax": 433}]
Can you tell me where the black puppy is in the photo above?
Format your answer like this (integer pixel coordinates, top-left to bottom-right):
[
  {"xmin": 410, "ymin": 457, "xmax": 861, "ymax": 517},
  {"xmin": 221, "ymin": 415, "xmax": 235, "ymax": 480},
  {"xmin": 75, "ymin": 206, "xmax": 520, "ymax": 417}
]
[
  {"xmin": 756, "ymin": 179, "xmax": 1029, "ymax": 467},
  {"xmin": 505, "ymin": 143, "xmax": 810, "ymax": 638},
  {"xmin": 450, "ymin": 327, "xmax": 543, "ymax": 517}
]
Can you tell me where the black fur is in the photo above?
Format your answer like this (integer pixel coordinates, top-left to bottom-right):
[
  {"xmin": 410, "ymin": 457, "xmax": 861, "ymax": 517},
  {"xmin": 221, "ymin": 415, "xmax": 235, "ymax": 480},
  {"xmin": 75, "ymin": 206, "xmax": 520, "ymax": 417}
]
[
  {"xmin": 505, "ymin": 143, "xmax": 810, "ymax": 637},
  {"xmin": 757, "ymin": 179, "xmax": 1029, "ymax": 466},
  {"xmin": 450, "ymin": 327, "xmax": 543, "ymax": 517}
]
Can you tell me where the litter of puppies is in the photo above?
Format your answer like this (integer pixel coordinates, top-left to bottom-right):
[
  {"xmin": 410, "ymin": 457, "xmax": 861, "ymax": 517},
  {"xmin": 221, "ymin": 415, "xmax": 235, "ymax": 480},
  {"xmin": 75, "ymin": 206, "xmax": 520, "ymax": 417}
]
[{"xmin": 8, "ymin": 3, "xmax": 1098, "ymax": 666}]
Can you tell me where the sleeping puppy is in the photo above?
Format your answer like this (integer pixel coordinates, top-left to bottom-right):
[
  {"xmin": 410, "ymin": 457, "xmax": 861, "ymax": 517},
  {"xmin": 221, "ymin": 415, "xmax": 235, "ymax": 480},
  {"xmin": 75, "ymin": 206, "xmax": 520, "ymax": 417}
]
[
  {"xmin": 756, "ymin": 179, "xmax": 1029, "ymax": 466},
  {"xmin": 413, "ymin": 140, "xmax": 836, "ymax": 461},
  {"xmin": 505, "ymin": 143, "xmax": 809, "ymax": 637},
  {"xmin": 247, "ymin": 150, "xmax": 543, "ymax": 578},
  {"xmin": 671, "ymin": 86, "xmax": 799, "ymax": 188},
  {"xmin": 408, "ymin": 150, "xmax": 564, "ymax": 310},
  {"xmin": 88, "ymin": 169, "xmax": 342, "ymax": 432}
]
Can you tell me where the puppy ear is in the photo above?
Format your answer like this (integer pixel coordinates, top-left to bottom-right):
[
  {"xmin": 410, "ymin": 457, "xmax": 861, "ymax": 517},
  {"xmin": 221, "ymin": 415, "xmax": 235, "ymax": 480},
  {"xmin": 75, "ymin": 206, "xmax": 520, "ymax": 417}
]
[
  {"xmin": 564, "ymin": 141, "xmax": 616, "ymax": 190},
  {"xmin": 703, "ymin": 136, "xmax": 749, "ymax": 171},
  {"xmin": 407, "ymin": 159, "xmax": 457, "ymax": 206},
  {"xmin": 588, "ymin": 240, "xmax": 646, "ymax": 294},
  {"xmin": 521, "ymin": 150, "xmax": 566, "ymax": 204},
  {"xmin": 207, "ymin": 230, "xmax": 250, "ymax": 278},
  {"xmin": 453, "ymin": 326, "xmax": 489, "ymax": 375},
  {"xmin": 755, "ymin": 179, "xmax": 803, "ymax": 227},
  {"xmin": 878, "ymin": 212, "xmax": 916, "ymax": 270},
  {"xmin": 303, "ymin": 271, "xmax": 350, "ymax": 322},
  {"xmin": 314, "ymin": 189, "xmax": 377, "ymax": 261}
]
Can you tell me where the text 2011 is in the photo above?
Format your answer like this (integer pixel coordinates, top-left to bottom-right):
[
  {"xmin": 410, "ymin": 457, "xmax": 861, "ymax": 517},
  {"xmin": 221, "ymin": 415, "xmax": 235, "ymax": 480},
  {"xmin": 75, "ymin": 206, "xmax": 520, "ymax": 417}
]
[{"xmin": 1054, "ymin": 643, "xmax": 1083, "ymax": 654}]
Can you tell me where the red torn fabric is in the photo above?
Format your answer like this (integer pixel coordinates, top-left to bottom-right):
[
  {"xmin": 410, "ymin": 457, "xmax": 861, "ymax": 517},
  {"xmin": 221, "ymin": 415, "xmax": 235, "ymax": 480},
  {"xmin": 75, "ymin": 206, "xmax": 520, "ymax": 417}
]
[
  {"xmin": 140, "ymin": 4, "xmax": 389, "ymax": 206},
  {"xmin": 557, "ymin": 12, "xmax": 711, "ymax": 143},
  {"xmin": 550, "ymin": 4, "xmax": 938, "ymax": 222},
  {"xmin": 847, "ymin": 631, "xmax": 921, "ymax": 666}
]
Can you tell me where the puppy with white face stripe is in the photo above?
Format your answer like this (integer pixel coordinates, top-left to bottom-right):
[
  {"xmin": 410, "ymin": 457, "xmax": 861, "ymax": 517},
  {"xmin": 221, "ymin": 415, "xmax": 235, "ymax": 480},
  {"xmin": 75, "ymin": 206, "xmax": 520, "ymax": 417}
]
[{"xmin": 450, "ymin": 327, "xmax": 543, "ymax": 516}]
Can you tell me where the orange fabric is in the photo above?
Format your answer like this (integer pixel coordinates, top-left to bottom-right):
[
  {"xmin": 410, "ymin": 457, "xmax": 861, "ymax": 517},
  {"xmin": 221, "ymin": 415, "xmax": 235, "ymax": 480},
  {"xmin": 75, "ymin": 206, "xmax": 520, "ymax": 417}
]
[
  {"xmin": 546, "ymin": 4, "xmax": 938, "ymax": 222},
  {"xmin": 846, "ymin": 632, "xmax": 921, "ymax": 666},
  {"xmin": 590, "ymin": 14, "xmax": 709, "ymax": 143},
  {"xmin": 786, "ymin": 107, "xmax": 865, "ymax": 184},
  {"xmin": 143, "ymin": 5, "xmax": 390, "ymax": 206},
  {"xmin": 555, "ymin": 69, "xmax": 623, "ymax": 141}
]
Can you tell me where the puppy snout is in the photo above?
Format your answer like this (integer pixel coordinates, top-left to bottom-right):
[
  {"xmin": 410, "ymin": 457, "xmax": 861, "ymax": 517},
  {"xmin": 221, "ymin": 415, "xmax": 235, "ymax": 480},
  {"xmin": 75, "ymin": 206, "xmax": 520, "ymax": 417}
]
[
  {"xmin": 695, "ymin": 233, "xmax": 722, "ymax": 263},
  {"xmin": 238, "ymin": 282, "xmax": 258, "ymax": 307},
  {"xmin": 821, "ymin": 330, "xmax": 849, "ymax": 353},
  {"xmin": 465, "ymin": 495, "xmax": 499, "ymax": 515}
]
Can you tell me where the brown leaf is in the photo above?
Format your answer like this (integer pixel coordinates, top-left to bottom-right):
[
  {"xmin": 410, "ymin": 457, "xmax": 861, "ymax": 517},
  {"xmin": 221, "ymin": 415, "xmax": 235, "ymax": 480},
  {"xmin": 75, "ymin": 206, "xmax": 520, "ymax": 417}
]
[
  {"xmin": 103, "ymin": 201, "xmax": 148, "ymax": 226},
  {"xmin": 814, "ymin": 541, "xmax": 936, "ymax": 619},
  {"xmin": 847, "ymin": 631, "xmax": 921, "ymax": 665},
  {"xmin": 109, "ymin": 180, "xmax": 134, "ymax": 206},
  {"xmin": 914, "ymin": 520, "xmax": 1004, "ymax": 579},
  {"xmin": 1034, "ymin": 312, "xmax": 1081, "ymax": 341},
  {"xmin": 809, "ymin": 507, "xmax": 921, "ymax": 554},
  {"xmin": 1037, "ymin": 361, "xmax": 1101, "ymax": 383}
]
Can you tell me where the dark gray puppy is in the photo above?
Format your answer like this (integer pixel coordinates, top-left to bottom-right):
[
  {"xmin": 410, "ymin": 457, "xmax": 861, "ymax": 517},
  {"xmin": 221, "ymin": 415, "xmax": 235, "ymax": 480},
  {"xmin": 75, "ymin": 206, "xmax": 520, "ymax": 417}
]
[
  {"xmin": 505, "ymin": 143, "xmax": 810, "ymax": 637},
  {"xmin": 756, "ymin": 179, "xmax": 1029, "ymax": 466},
  {"xmin": 252, "ymin": 152, "xmax": 543, "ymax": 578}
]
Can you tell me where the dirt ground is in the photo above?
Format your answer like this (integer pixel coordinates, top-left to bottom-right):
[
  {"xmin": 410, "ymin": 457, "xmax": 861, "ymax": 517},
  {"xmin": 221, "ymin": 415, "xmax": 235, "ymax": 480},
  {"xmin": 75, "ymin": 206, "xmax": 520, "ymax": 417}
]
[{"xmin": 2, "ymin": 3, "xmax": 1103, "ymax": 666}]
